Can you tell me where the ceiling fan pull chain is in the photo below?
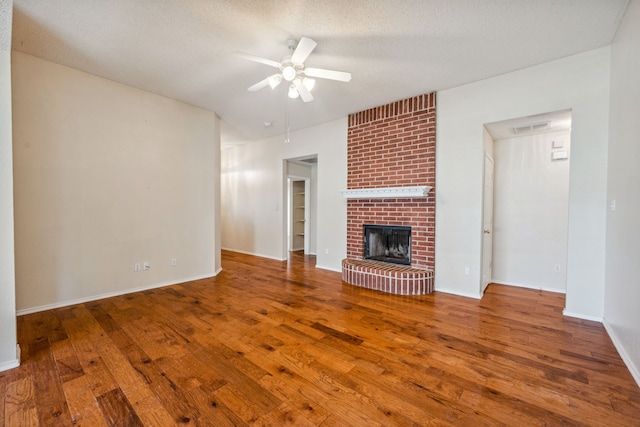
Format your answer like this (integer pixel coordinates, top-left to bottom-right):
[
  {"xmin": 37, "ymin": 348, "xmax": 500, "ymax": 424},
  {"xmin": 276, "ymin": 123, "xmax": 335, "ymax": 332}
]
[{"xmin": 284, "ymin": 99, "xmax": 291, "ymax": 144}]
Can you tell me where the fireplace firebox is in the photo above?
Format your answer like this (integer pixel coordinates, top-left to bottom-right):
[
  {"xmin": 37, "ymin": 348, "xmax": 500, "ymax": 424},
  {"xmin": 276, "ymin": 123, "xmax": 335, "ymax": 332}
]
[{"xmin": 364, "ymin": 224, "xmax": 411, "ymax": 265}]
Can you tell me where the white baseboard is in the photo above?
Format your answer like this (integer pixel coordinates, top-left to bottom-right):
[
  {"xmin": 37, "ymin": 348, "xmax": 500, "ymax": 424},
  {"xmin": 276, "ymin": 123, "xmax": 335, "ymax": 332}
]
[
  {"xmin": 221, "ymin": 247, "xmax": 286, "ymax": 261},
  {"xmin": 491, "ymin": 280, "xmax": 566, "ymax": 294},
  {"xmin": 315, "ymin": 264, "xmax": 342, "ymax": 273},
  {"xmin": 0, "ymin": 346, "xmax": 20, "ymax": 372},
  {"xmin": 434, "ymin": 287, "xmax": 481, "ymax": 299},
  {"xmin": 16, "ymin": 273, "xmax": 218, "ymax": 316},
  {"xmin": 562, "ymin": 309, "xmax": 603, "ymax": 322},
  {"xmin": 603, "ymin": 319, "xmax": 640, "ymax": 389}
]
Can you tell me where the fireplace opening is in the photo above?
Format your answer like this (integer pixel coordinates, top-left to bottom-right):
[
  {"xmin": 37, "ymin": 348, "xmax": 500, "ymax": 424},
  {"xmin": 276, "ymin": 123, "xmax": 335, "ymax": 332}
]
[{"xmin": 364, "ymin": 224, "xmax": 411, "ymax": 265}]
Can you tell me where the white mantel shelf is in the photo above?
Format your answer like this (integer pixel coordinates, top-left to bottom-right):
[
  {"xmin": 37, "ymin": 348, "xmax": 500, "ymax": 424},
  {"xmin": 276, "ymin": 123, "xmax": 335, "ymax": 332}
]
[{"xmin": 340, "ymin": 186, "xmax": 432, "ymax": 199}]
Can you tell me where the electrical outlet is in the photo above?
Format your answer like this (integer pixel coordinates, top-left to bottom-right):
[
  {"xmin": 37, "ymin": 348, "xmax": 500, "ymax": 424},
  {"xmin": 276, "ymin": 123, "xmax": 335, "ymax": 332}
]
[
  {"xmin": 143, "ymin": 261, "xmax": 150, "ymax": 271},
  {"xmin": 325, "ymin": 249, "xmax": 329, "ymax": 255},
  {"xmin": 134, "ymin": 263, "xmax": 141, "ymax": 272},
  {"xmin": 464, "ymin": 267, "xmax": 470, "ymax": 276},
  {"xmin": 554, "ymin": 264, "xmax": 561, "ymax": 273},
  {"xmin": 171, "ymin": 258, "xmax": 177, "ymax": 266}
]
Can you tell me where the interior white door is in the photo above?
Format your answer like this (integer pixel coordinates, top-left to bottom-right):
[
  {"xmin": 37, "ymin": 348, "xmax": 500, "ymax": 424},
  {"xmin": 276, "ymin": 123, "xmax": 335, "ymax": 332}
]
[{"xmin": 481, "ymin": 154, "xmax": 494, "ymax": 294}]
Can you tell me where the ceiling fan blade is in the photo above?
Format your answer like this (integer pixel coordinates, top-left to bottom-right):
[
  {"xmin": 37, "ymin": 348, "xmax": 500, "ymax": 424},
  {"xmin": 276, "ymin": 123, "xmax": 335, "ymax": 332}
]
[
  {"xmin": 294, "ymin": 79, "xmax": 314, "ymax": 102},
  {"xmin": 291, "ymin": 37, "xmax": 317, "ymax": 66},
  {"xmin": 304, "ymin": 67, "xmax": 352, "ymax": 82},
  {"xmin": 248, "ymin": 74, "xmax": 283, "ymax": 92},
  {"xmin": 248, "ymin": 77, "xmax": 270, "ymax": 92},
  {"xmin": 235, "ymin": 51, "xmax": 281, "ymax": 69}
]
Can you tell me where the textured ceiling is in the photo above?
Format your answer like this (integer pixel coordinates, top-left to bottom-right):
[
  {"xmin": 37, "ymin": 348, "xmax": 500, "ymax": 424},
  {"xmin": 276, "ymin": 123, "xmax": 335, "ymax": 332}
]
[
  {"xmin": 11, "ymin": 0, "xmax": 629, "ymax": 145},
  {"xmin": 0, "ymin": 0, "xmax": 12, "ymax": 51}
]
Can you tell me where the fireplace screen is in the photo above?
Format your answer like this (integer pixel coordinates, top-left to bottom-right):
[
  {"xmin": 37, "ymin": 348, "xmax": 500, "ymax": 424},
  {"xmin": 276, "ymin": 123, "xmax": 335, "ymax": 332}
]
[{"xmin": 364, "ymin": 224, "xmax": 411, "ymax": 265}]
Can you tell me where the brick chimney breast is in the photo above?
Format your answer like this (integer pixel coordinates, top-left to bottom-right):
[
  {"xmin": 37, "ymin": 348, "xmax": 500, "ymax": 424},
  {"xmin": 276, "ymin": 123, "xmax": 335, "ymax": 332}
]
[{"xmin": 346, "ymin": 93, "xmax": 436, "ymax": 270}]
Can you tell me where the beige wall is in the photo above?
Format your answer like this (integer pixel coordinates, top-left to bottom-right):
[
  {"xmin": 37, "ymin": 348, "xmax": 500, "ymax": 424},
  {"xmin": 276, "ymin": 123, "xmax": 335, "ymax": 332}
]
[
  {"xmin": 221, "ymin": 119, "xmax": 347, "ymax": 270},
  {"xmin": 0, "ymin": 0, "xmax": 18, "ymax": 371},
  {"xmin": 221, "ymin": 136, "xmax": 285, "ymax": 260},
  {"xmin": 12, "ymin": 52, "xmax": 220, "ymax": 313},
  {"xmin": 605, "ymin": 0, "xmax": 640, "ymax": 386}
]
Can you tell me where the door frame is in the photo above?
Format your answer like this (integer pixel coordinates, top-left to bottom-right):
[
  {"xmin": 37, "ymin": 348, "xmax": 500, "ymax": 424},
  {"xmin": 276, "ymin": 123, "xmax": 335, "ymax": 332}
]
[{"xmin": 481, "ymin": 152, "xmax": 494, "ymax": 295}]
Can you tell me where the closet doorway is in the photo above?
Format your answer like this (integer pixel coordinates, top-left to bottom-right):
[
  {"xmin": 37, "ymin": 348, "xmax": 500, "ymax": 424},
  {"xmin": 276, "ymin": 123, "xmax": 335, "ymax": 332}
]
[
  {"xmin": 289, "ymin": 179, "xmax": 309, "ymax": 252},
  {"xmin": 285, "ymin": 156, "xmax": 317, "ymax": 257}
]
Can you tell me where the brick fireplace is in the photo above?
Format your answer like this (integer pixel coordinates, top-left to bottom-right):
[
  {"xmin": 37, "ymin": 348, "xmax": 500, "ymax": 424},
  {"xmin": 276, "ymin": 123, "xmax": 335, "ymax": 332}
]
[{"xmin": 342, "ymin": 93, "xmax": 436, "ymax": 295}]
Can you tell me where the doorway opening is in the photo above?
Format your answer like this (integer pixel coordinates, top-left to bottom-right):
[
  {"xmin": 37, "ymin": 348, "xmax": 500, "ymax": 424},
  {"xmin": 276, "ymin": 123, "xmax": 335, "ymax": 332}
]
[
  {"xmin": 284, "ymin": 155, "xmax": 317, "ymax": 258},
  {"xmin": 482, "ymin": 109, "xmax": 572, "ymax": 295}
]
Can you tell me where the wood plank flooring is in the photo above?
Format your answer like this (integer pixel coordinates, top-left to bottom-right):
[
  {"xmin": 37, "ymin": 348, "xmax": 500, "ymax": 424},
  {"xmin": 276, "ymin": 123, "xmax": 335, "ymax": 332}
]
[{"xmin": 2, "ymin": 250, "xmax": 640, "ymax": 426}]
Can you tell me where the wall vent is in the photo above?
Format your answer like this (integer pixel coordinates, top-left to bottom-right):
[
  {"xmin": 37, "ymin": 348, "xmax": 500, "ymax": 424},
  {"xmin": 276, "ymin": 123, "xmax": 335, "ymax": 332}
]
[{"xmin": 513, "ymin": 121, "xmax": 550, "ymax": 134}]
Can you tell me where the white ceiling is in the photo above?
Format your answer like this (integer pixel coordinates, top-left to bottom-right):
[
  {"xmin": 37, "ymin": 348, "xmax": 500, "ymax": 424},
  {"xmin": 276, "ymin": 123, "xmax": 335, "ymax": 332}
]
[{"xmin": 10, "ymin": 0, "xmax": 629, "ymax": 145}]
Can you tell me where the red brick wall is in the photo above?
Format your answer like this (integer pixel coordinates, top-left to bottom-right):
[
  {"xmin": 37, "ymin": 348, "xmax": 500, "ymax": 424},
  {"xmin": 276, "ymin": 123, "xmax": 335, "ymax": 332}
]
[{"xmin": 346, "ymin": 93, "xmax": 436, "ymax": 269}]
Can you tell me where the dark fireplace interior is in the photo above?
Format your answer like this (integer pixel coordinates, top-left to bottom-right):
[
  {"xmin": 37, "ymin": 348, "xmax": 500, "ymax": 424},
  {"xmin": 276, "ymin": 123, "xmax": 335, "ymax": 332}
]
[{"xmin": 364, "ymin": 224, "xmax": 411, "ymax": 265}]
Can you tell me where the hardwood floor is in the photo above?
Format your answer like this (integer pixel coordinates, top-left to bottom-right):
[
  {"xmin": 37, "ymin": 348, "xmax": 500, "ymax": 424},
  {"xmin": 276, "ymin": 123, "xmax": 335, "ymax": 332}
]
[{"xmin": 3, "ymin": 250, "xmax": 640, "ymax": 426}]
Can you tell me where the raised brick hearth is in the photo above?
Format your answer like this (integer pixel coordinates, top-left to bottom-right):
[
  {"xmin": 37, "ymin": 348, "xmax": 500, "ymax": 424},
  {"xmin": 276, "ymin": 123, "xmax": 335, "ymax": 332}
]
[
  {"xmin": 342, "ymin": 259, "xmax": 434, "ymax": 296},
  {"xmin": 343, "ymin": 93, "xmax": 436, "ymax": 295}
]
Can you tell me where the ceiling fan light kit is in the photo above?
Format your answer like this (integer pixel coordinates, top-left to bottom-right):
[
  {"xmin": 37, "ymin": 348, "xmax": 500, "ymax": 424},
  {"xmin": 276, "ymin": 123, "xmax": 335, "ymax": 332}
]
[
  {"xmin": 287, "ymin": 85, "xmax": 299, "ymax": 99},
  {"xmin": 302, "ymin": 77, "xmax": 315, "ymax": 91},
  {"xmin": 268, "ymin": 74, "xmax": 282, "ymax": 89},
  {"xmin": 237, "ymin": 36, "xmax": 352, "ymax": 103}
]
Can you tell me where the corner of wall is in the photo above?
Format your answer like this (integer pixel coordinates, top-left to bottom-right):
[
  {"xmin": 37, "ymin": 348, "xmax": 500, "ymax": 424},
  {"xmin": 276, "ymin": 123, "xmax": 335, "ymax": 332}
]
[
  {"xmin": 213, "ymin": 114, "xmax": 222, "ymax": 273},
  {"xmin": 0, "ymin": 0, "xmax": 18, "ymax": 370},
  {"xmin": 603, "ymin": 319, "xmax": 640, "ymax": 389}
]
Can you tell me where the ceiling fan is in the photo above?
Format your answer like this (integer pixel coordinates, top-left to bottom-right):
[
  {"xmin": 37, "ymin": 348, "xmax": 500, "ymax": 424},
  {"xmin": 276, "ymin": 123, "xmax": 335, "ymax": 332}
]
[{"xmin": 236, "ymin": 37, "xmax": 352, "ymax": 102}]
